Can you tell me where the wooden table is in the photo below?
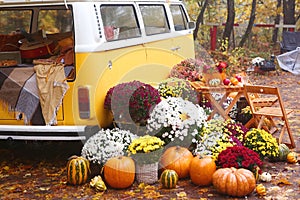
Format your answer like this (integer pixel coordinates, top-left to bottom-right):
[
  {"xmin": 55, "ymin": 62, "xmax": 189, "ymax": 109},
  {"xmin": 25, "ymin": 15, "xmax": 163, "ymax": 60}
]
[{"xmin": 191, "ymin": 83, "xmax": 244, "ymax": 120}]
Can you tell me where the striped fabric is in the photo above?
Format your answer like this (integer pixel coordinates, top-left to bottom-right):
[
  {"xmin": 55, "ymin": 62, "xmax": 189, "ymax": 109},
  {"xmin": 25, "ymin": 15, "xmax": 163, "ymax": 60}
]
[
  {"xmin": 0, "ymin": 66, "xmax": 39, "ymax": 124},
  {"xmin": 0, "ymin": 65, "xmax": 72, "ymax": 124}
]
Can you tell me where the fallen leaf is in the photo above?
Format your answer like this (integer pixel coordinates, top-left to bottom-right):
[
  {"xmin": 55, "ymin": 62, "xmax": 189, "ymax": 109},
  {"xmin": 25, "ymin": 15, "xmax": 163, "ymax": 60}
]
[
  {"xmin": 276, "ymin": 178, "xmax": 292, "ymax": 186},
  {"xmin": 176, "ymin": 191, "xmax": 187, "ymax": 199},
  {"xmin": 198, "ymin": 188, "xmax": 209, "ymax": 194},
  {"xmin": 23, "ymin": 173, "xmax": 31, "ymax": 178},
  {"xmin": 124, "ymin": 190, "xmax": 136, "ymax": 196},
  {"xmin": 0, "ymin": 174, "xmax": 9, "ymax": 178},
  {"xmin": 39, "ymin": 187, "xmax": 50, "ymax": 191},
  {"xmin": 138, "ymin": 182, "xmax": 147, "ymax": 190}
]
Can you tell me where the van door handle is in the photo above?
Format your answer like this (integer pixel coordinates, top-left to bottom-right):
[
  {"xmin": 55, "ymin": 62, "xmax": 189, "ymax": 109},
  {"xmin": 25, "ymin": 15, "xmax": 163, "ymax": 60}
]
[{"xmin": 171, "ymin": 46, "xmax": 181, "ymax": 51}]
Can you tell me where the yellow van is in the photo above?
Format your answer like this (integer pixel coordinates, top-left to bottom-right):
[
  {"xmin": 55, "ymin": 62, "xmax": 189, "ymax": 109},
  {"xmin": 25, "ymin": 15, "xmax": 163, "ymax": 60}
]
[{"xmin": 0, "ymin": 0, "xmax": 195, "ymax": 140}]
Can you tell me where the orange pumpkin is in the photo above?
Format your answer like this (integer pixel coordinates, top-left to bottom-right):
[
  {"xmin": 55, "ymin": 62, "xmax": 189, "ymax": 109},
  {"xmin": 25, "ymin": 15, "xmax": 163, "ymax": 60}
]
[
  {"xmin": 212, "ymin": 167, "xmax": 256, "ymax": 197},
  {"xmin": 159, "ymin": 146, "xmax": 193, "ymax": 179},
  {"xmin": 287, "ymin": 152, "xmax": 298, "ymax": 164},
  {"xmin": 189, "ymin": 155, "xmax": 216, "ymax": 186},
  {"xmin": 103, "ymin": 156, "xmax": 135, "ymax": 189}
]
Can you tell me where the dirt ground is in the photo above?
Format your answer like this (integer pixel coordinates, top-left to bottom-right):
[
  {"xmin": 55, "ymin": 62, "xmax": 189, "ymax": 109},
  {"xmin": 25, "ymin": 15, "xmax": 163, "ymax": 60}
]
[{"xmin": 0, "ymin": 70, "xmax": 299, "ymax": 200}]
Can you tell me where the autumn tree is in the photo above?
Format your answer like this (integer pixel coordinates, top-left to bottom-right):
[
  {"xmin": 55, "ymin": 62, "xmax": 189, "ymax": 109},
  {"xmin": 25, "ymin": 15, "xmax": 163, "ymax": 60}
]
[
  {"xmin": 193, "ymin": 0, "xmax": 209, "ymax": 40},
  {"xmin": 272, "ymin": 0, "xmax": 282, "ymax": 44},
  {"xmin": 283, "ymin": 0, "xmax": 296, "ymax": 30},
  {"xmin": 222, "ymin": 0, "xmax": 235, "ymax": 50},
  {"xmin": 238, "ymin": 0, "xmax": 257, "ymax": 47}
]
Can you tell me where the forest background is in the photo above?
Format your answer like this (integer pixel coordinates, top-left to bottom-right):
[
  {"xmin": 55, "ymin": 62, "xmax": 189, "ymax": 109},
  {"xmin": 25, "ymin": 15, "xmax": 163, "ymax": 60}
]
[{"xmin": 185, "ymin": 0, "xmax": 300, "ymax": 64}]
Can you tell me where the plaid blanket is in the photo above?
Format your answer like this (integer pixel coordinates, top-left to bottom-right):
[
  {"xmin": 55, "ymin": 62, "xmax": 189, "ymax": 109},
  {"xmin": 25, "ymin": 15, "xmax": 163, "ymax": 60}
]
[
  {"xmin": 0, "ymin": 65, "xmax": 72, "ymax": 124},
  {"xmin": 0, "ymin": 66, "xmax": 39, "ymax": 124}
]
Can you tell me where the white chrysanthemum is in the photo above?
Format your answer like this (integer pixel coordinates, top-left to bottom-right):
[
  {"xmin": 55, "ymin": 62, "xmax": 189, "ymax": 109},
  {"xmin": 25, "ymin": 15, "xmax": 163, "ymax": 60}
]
[
  {"xmin": 147, "ymin": 97, "xmax": 207, "ymax": 145},
  {"xmin": 81, "ymin": 128, "xmax": 138, "ymax": 165}
]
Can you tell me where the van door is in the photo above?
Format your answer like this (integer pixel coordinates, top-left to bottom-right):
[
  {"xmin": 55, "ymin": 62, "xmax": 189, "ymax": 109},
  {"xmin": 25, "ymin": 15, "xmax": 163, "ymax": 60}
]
[
  {"xmin": 138, "ymin": 3, "xmax": 194, "ymax": 66},
  {"xmin": 169, "ymin": 3, "xmax": 195, "ymax": 59}
]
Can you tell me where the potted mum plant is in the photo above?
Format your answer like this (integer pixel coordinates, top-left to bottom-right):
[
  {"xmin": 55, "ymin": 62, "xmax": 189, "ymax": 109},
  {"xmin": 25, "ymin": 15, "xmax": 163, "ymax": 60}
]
[
  {"xmin": 193, "ymin": 119, "xmax": 248, "ymax": 159},
  {"xmin": 158, "ymin": 77, "xmax": 198, "ymax": 104},
  {"xmin": 127, "ymin": 135, "xmax": 165, "ymax": 184},
  {"xmin": 146, "ymin": 97, "xmax": 207, "ymax": 150},
  {"xmin": 223, "ymin": 119, "xmax": 249, "ymax": 146},
  {"xmin": 244, "ymin": 128, "xmax": 279, "ymax": 160},
  {"xmin": 169, "ymin": 58, "xmax": 203, "ymax": 81},
  {"xmin": 194, "ymin": 119, "xmax": 231, "ymax": 159},
  {"xmin": 217, "ymin": 146, "xmax": 263, "ymax": 177},
  {"xmin": 81, "ymin": 128, "xmax": 138, "ymax": 176},
  {"xmin": 104, "ymin": 80, "xmax": 161, "ymax": 134}
]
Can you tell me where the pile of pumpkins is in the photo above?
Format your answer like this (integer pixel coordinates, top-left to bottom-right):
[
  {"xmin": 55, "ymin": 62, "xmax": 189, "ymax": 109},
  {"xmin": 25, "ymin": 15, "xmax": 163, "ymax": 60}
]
[{"xmin": 66, "ymin": 145, "xmax": 298, "ymax": 197}]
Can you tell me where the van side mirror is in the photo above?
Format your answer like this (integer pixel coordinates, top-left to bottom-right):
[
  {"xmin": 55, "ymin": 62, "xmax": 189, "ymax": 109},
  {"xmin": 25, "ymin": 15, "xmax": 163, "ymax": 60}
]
[{"xmin": 187, "ymin": 21, "xmax": 196, "ymax": 30}]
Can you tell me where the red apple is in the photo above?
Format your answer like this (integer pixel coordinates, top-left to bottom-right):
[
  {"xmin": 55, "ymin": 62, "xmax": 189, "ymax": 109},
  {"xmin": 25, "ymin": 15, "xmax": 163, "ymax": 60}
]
[
  {"xmin": 223, "ymin": 78, "xmax": 231, "ymax": 85},
  {"xmin": 235, "ymin": 75, "xmax": 242, "ymax": 82},
  {"xmin": 218, "ymin": 61, "xmax": 228, "ymax": 69}
]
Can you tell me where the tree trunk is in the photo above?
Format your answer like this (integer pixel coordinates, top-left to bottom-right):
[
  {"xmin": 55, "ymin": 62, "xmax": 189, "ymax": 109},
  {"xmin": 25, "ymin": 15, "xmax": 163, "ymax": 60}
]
[
  {"xmin": 239, "ymin": 0, "xmax": 257, "ymax": 47},
  {"xmin": 222, "ymin": 0, "xmax": 235, "ymax": 50},
  {"xmin": 193, "ymin": 0, "xmax": 209, "ymax": 40},
  {"xmin": 272, "ymin": 0, "xmax": 281, "ymax": 45},
  {"xmin": 283, "ymin": 0, "xmax": 295, "ymax": 31}
]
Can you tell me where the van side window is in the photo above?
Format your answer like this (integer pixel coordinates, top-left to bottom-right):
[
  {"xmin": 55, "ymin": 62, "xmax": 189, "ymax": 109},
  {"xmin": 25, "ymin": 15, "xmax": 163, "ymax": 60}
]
[
  {"xmin": 0, "ymin": 10, "xmax": 31, "ymax": 52},
  {"xmin": 37, "ymin": 9, "xmax": 75, "ymax": 80},
  {"xmin": 0, "ymin": 10, "xmax": 32, "ymax": 34},
  {"xmin": 38, "ymin": 9, "xmax": 73, "ymax": 34},
  {"xmin": 139, "ymin": 5, "xmax": 170, "ymax": 35},
  {"xmin": 100, "ymin": 5, "xmax": 141, "ymax": 41},
  {"xmin": 170, "ymin": 5, "xmax": 188, "ymax": 31}
]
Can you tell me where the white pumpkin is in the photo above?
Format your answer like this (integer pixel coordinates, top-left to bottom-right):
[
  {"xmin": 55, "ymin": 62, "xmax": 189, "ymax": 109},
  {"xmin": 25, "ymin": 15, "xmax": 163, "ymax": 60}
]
[
  {"xmin": 208, "ymin": 78, "xmax": 221, "ymax": 86},
  {"xmin": 259, "ymin": 172, "xmax": 272, "ymax": 182}
]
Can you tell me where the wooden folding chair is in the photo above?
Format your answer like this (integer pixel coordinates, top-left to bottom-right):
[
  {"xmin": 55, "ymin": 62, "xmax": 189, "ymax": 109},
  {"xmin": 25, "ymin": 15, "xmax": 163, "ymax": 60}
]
[
  {"xmin": 242, "ymin": 77, "xmax": 278, "ymax": 107},
  {"xmin": 243, "ymin": 91, "xmax": 278, "ymax": 128},
  {"xmin": 241, "ymin": 78, "xmax": 278, "ymax": 128},
  {"xmin": 243, "ymin": 85, "xmax": 295, "ymax": 148}
]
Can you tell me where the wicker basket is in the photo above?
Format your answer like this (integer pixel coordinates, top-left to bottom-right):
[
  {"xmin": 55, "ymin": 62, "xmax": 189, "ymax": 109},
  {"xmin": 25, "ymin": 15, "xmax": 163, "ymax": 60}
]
[{"xmin": 135, "ymin": 162, "xmax": 158, "ymax": 184}]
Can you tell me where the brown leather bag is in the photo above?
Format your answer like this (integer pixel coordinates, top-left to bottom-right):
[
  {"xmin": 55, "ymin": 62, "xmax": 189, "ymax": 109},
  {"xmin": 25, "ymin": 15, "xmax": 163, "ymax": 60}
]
[{"xmin": 56, "ymin": 45, "xmax": 74, "ymax": 65}]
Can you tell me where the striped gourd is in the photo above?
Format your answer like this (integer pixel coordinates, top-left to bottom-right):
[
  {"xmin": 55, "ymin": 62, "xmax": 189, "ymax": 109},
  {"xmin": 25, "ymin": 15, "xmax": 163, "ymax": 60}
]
[
  {"xmin": 160, "ymin": 169, "xmax": 178, "ymax": 189},
  {"xmin": 278, "ymin": 144, "xmax": 290, "ymax": 161},
  {"xmin": 67, "ymin": 155, "xmax": 90, "ymax": 185}
]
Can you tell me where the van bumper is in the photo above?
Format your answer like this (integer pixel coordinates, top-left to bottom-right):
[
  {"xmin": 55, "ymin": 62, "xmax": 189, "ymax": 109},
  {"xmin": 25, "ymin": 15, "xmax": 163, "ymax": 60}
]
[{"xmin": 0, "ymin": 125, "xmax": 99, "ymax": 141}]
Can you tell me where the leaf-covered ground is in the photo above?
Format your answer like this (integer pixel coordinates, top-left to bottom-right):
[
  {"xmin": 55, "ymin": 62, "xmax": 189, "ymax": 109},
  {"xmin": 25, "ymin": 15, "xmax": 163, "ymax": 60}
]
[{"xmin": 0, "ymin": 70, "xmax": 299, "ymax": 200}]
